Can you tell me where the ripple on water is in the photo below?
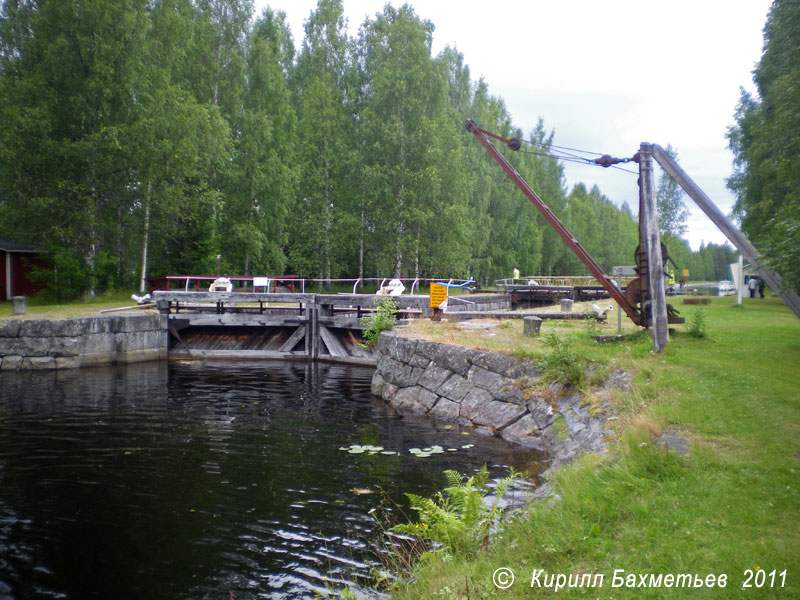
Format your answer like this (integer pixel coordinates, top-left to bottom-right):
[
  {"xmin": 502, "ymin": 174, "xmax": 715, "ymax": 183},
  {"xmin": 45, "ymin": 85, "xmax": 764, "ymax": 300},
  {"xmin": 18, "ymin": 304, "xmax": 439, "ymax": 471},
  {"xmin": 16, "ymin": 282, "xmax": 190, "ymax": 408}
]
[{"xmin": 0, "ymin": 360, "xmax": 541, "ymax": 599}]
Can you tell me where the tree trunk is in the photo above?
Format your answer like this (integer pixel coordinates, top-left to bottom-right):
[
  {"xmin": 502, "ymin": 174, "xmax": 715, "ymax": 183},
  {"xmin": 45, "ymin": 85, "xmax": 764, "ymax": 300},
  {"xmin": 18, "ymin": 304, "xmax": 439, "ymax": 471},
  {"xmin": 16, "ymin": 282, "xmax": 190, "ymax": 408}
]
[
  {"xmin": 414, "ymin": 233, "xmax": 420, "ymax": 280},
  {"xmin": 394, "ymin": 221, "xmax": 404, "ymax": 278},
  {"xmin": 244, "ymin": 195, "xmax": 255, "ymax": 276},
  {"xmin": 85, "ymin": 235, "xmax": 97, "ymax": 300},
  {"xmin": 324, "ymin": 157, "xmax": 332, "ymax": 293},
  {"xmin": 138, "ymin": 180, "xmax": 152, "ymax": 293},
  {"xmin": 358, "ymin": 209, "xmax": 365, "ymax": 292}
]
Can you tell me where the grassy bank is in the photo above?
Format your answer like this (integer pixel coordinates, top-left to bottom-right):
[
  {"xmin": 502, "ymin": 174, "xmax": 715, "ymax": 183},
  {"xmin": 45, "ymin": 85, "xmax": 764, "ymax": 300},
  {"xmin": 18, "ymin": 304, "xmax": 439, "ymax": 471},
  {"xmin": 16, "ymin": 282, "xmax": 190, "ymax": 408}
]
[
  {"xmin": 0, "ymin": 290, "xmax": 143, "ymax": 319},
  {"xmin": 388, "ymin": 296, "xmax": 799, "ymax": 599}
]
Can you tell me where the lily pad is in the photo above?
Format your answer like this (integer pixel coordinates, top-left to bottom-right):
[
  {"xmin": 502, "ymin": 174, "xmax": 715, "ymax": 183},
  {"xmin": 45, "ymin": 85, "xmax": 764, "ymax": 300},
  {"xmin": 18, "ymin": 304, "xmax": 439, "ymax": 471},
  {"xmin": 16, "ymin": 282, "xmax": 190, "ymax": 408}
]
[{"xmin": 341, "ymin": 443, "xmax": 385, "ymax": 455}]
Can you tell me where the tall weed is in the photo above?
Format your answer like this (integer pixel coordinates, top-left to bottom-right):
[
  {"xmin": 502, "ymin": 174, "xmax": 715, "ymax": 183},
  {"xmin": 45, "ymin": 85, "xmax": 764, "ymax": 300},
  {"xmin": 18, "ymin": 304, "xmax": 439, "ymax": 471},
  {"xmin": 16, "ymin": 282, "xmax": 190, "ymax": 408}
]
[{"xmin": 539, "ymin": 333, "xmax": 586, "ymax": 387}]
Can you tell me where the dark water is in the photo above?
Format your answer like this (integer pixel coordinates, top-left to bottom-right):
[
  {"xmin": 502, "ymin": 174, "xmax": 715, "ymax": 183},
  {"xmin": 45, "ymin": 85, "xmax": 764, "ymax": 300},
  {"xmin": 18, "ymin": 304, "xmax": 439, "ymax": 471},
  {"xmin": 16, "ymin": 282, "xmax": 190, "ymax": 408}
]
[{"xmin": 0, "ymin": 360, "xmax": 539, "ymax": 599}]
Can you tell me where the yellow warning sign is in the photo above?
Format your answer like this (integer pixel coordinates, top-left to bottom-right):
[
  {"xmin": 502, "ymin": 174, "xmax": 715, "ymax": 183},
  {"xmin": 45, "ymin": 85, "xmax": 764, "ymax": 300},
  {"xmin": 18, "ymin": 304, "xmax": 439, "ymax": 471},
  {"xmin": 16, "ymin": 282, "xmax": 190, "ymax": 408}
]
[{"xmin": 429, "ymin": 282, "xmax": 448, "ymax": 308}]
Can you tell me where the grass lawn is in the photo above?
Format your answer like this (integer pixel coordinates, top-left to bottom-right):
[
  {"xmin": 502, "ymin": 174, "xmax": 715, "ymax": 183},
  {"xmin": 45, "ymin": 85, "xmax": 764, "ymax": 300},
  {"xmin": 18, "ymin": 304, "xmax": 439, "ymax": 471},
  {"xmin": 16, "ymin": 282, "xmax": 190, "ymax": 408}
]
[
  {"xmin": 0, "ymin": 290, "xmax": 146, "ymax": 319},
  {"xmin": 388, "ymin": 295, "xmax": 800, "ymax": 599}
]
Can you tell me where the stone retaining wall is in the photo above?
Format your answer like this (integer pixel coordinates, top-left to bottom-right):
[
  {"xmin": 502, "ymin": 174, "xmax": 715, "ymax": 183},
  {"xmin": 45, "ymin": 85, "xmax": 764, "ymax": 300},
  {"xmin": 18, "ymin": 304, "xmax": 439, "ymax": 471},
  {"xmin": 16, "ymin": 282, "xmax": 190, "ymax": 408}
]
[
  {"xmin": 0, "ymin": 313, "xmax": 167, "ymax": 370},
  {"xmin": 371, "ymin": 331, "xmax": 622, "ymax": 467}
]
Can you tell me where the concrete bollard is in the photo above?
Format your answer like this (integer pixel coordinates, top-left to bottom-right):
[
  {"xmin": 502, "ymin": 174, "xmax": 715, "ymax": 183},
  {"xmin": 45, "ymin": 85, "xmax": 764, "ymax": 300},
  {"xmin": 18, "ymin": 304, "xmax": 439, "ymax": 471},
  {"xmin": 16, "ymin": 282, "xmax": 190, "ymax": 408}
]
[
  {"xmin": 560, "ymin": 298, "xmax": 573, "ymax": 313},
  {"xmin": 523, "ymin": 316, "xmax": 542, "ymax": 337},
  {"xmin": 11, "ymin": 296, "xmax": 26, "ymax": 315}
]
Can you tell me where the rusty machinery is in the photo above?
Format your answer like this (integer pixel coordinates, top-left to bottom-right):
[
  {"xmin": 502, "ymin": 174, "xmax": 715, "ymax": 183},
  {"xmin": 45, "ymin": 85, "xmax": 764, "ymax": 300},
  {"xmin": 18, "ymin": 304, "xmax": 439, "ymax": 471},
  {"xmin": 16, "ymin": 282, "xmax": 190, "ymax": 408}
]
[{"xmin": 465, "ymin": 119, "xmax": 683, "ymax": 328}]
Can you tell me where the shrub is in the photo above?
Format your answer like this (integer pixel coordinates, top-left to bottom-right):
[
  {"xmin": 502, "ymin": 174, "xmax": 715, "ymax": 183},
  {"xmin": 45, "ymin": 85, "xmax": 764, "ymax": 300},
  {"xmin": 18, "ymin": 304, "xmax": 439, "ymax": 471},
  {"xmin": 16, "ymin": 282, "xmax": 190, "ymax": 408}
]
[
  {"xmin": 687, "ymin": 307, "xmax": 708, "ymax": 339},
  {"xmin": 360, "ymin": 296, "xmax": 398, "ymax": 348}
]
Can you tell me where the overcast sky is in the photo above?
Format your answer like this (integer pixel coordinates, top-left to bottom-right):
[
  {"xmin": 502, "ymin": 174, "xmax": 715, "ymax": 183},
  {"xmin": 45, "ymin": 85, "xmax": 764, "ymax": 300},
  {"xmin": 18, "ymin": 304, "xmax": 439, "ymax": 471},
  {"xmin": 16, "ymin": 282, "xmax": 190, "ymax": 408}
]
[{"xmin": 255, "ymin": 0, "xmax": 773, "ymax": 250}]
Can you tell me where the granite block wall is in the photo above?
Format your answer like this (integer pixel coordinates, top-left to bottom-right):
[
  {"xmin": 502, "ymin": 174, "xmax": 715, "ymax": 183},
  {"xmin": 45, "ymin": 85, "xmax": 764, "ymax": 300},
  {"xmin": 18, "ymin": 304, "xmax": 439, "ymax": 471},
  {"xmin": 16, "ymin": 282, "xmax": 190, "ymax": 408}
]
[
  {"xmin": 372, "ymin": 331, "xmax": 626, "ymax": 468},
  {"xmin": 0, "ymin": 313, "xmax": 167, "ymax": 370}
]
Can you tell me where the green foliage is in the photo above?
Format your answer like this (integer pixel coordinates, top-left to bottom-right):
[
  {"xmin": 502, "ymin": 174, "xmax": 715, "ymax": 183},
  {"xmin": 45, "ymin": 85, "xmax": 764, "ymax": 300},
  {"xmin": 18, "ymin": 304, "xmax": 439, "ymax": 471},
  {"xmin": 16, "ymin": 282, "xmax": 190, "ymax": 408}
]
[
  {"xmin": 687, "ymin": 306, "xmax": 709, "ymax": 339},
  {"xmin": 662, "ymin": 236, "xmax": 737, "ymax": 282},
  {"xmin": 392, "ymin": 465, "xmax": 520, "ymax": 556},
  {"xmin": 656, "ymin": 144, "xmax": 690, "ymax": 238},
  {"xmin": 539, "ymin": 333, "xmax": 586, "ymax": 387},
  {"xmin": 728, "ymin": 0, "xmax": 800, "ymax": 290},
  {"xmin": 561, "ymin": 183, "xmax": 638, "ymax": 274},
  {"xmin": 584, "ymin": 313, "xmax": 601, "ymax": 336},
  {"xmin": 29, "ymin": 249, "xmax": 88, "ymax": 302},
  {"xmin": 360, "ymin": 296, "xmax": 398, "ymax": 348},
  {"xmin": 0, "ymin": 0, "xmax": 741, "ymax": 299}
]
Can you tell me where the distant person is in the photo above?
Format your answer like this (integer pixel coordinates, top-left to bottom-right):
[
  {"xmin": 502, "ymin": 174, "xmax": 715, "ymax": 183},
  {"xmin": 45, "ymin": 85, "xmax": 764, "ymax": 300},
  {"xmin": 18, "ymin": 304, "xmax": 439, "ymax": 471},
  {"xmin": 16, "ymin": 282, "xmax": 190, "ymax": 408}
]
[
  {"xmin": 512, "ymin": 267, "xmax": 520, "ymax": 284},
  {"xmin": 758, "ymin": 277, "xmax": 766, "ymax": 299},
  {"xmin": 748, "ymin": 276, "xmax": 758, "ymax": 298},
  {"xmin": 666, "ymin": 270, "xmax": 676, "ymax": 295}
]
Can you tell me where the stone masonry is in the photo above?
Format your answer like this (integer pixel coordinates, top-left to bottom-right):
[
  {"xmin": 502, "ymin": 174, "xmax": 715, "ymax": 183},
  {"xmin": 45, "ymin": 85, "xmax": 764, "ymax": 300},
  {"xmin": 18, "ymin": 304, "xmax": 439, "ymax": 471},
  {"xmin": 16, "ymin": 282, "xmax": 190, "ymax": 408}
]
[
  {"xmin": 372, "ymin": 331, "xmax": 621, "ymax": 467},
  {"xmin": 0, "ymin": 313, "xmax": 167, "ymax": 370}
]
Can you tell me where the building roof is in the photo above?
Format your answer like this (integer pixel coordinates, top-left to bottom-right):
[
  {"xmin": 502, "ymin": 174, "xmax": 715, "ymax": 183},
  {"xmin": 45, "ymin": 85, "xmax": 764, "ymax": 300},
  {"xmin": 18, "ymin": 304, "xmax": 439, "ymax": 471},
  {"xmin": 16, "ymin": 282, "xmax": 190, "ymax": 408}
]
[{"xmin": 0, "ymin": 237, "xmax": 44, "ymax": 252}]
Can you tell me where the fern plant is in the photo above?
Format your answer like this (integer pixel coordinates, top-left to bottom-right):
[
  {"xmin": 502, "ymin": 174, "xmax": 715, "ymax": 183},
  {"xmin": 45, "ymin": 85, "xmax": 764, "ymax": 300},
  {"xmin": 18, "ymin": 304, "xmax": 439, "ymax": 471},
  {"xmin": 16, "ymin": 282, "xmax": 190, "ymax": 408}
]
[{"xmin": 392, "ymin": 466, "xmax": 519, "ymax": 556}]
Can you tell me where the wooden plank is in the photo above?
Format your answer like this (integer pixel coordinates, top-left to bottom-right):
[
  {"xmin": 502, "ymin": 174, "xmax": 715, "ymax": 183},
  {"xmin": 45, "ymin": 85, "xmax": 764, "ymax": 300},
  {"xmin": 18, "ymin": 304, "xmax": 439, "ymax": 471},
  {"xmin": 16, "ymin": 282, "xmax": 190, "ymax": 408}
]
[
  {"xmin": 311, "ymin": 297, "xmax": 319, "ymax": 360},
  {"xmin": 179, "ymin": 314, "xmax": 306, "ymax": 328},
  {"xmin": 154, "ymin": 290, "xmax": 433, "ymax": 311},
  {"xmin": 279, "ymin": 327, "xmax": 306, "ymax": 352},
  {"xmin": 305, "ymin": 306, "xmax": 313, "ymax": 357},
  {"xmin": 652, "ymin": 143, "xmax": 800, "ymax": 319},
  {"xmin": 315, "ymin": 355, "xmax": 377, "ymax": 367},
  {"xmin": 640, "ymin": 144, "xmax": 669, "ymax": 352},
  {"xmin": 318, "ymin": 325, "xmax": 348, "ymax": 358},
  {"xmin": 153, "ymin": 291, "xmax": 314, "ymax": 304},
  {"xmin": 318, "ymin": 317, "xmax": 367, "ymax": 330},
  {"xmin": 316, "ymin": 294, "xmax": 430, "ymax": 310},
  {"xmin": 172, "ymin": 349, "xmax": 308, "ymax": 360}
]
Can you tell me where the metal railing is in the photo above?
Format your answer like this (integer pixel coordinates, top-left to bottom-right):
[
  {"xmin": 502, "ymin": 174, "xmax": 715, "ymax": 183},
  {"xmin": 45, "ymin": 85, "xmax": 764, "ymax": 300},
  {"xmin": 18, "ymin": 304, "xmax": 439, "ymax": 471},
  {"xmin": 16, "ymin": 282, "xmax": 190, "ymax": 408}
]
[
  {"xmin": 148, "ymin": 275, "xmax": 476, "ymax": 295},
  {"xmin": 495, "ymin": 275, "xmax": 636, "ymax": 290}
]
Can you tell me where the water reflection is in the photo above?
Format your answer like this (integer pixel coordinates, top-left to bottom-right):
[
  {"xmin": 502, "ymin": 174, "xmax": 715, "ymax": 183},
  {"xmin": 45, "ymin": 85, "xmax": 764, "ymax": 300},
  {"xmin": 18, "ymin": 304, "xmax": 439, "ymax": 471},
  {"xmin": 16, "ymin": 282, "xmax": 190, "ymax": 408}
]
[{"xmin": 0, "ymin": 360, "xmax": 539, "ymax": 599}]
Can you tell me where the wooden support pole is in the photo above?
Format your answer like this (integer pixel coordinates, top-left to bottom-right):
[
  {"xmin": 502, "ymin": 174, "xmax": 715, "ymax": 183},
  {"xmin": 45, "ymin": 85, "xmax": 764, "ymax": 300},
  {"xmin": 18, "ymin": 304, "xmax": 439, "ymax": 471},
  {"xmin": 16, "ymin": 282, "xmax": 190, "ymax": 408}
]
[
  {"xmin": 651, "ymin": 143, "xmax": 800, "ymax": 319},
  {"xmin": 640, "ymin": 143, "xmax": 669, "ymax": 352},
  {"xmin": 737, "ymin": 255, "xmax": 744, "ymax": 306}
]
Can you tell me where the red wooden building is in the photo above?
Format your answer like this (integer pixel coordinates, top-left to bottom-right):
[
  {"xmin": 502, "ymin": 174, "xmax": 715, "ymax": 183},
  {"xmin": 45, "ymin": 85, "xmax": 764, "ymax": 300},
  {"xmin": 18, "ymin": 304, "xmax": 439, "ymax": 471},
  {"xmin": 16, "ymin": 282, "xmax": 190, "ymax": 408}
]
[{"xmin": 1, "ymin": 237, "xmax": 49, "ymax": 300}]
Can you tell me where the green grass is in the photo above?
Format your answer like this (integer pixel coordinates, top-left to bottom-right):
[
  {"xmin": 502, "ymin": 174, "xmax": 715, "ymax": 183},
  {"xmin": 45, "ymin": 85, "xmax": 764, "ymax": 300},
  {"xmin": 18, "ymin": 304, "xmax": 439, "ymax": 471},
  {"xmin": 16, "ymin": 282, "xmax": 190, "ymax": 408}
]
[
  {"xmin": 389, "ymin": 296, "xmax": 800, "ymax": 599},
  {"xmin": 0, "ymin": 290, "xmax": 146, "ymax": 319}
]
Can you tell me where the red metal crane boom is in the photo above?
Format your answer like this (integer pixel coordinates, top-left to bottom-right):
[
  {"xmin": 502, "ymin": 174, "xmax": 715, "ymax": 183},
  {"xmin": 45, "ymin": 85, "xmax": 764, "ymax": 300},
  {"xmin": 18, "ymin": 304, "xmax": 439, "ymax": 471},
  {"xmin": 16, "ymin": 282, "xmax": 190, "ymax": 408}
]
[{"xmin": 465, "ymin": 118, "xmax": 643, "ymax": 325}]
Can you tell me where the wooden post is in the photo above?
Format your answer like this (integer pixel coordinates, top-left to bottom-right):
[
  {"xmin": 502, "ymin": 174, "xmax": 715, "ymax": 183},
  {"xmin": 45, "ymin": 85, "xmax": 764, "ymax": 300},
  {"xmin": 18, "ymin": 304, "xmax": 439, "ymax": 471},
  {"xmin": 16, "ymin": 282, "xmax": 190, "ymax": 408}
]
[
  {"xmin": 651, "ymin": 143, "xmax": 800, "ymax": 319},
  {"xmin": 304, "ymin": 298, "xmax": 312, "ymax": 358},
  {"xmin": 639, "ymin": 143, "xmax": 669, "ymax": 352},
  {"xmin": 737, "ymin": 255, "xmax": 744, "ymax": 306}
]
